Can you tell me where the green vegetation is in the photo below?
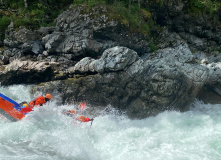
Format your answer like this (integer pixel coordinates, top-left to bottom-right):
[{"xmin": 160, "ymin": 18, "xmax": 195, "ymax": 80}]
[
  {"xmin": 113, "ymin": 1, "xmax": 152, "ymax": 34},
  {"xmin": 189, "ymin": 0, "xmax": 221, "ymax": 15},
  {"xmin": 0, "ymin": 16, "xmax": 10, "ymax": 40},
  {"xmin": 0, "ymin": 0, "xmax": 154, "ymax": 37},
  {"xmin": 0, "ymin": 0, "xmax": 220, "ymax": 30},
  {"xmin": 0, "ymin": 0, "xmax": 221, "ymax": 49},
  {"xmin": 71, "ymin": 0, "xmax": 154, "ymax": 35},
  {"xmin": 149, "ymin": 40, "xmax": 157, "ymax": 52},
  {"xmin": 0, "ymin": 0, "xmax": 73, "ymax": 29},
  {"xmin": 74, "ymin": 0, "xmax": 106, "ymax": 6}
]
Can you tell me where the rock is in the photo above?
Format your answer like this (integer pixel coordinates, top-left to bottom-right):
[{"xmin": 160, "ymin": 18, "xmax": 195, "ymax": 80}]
[
  {"xmin": 201, "ymin": 59, "xmax": 208, "ymax": 65},
  {"xmin": 41, "ymin": 5, "xmax": 150, "ymax": 57},
  {"xmin": 4, "ymin": 60, "xmax": 49, "ymax": 71},
  {"xmin": 0, "ymin": 60, "xmax": 57, "ymax": 85},
  {"xmin": 42, "ymin": 50, "xmax": 49, "ymax": 56},
  {"xmin": 101, "ymin": 46, "xmax": 139, "ymax": 71},
  {"xmin": 1, "ymin": 3, "xmax": 221, "ymax": 119},
  {"xmin": 33, "ymin": 43, "xmax": 217, "ymax": 119},
  {"xmin": 69, "ymin": 57, "xmax": 95, "ymax": 73},
  {"xmin": 32, "ymin": 41, "xmax": 44, "ymax": 54},
  {"xmin": 0, "ymin": 40, "xmax": 3, "ymax": 47},
  {"xmin": 3, "ymin": 27, "xmax": 47, "ymax": 56},
  {"xmin": 197, "ymin": 62, "xmax": 221, "ymax": 104},
  {"xmin": 208, "ymin": 53, "xmax": 221, "ymax": 63},
  {"xmin": 72, "ymin": 46, "xmax": 139, "ymax": 73},
  {"xmin": 0, "ymin": 56, "xmax": 8, "ymax": 65},
  {"xmin": 37, "ymin": 27, "xmax": 56, "ymax": 37},
  {"xmin": 42, "ymin": 32, "xmax": 64, "ymax": 53},
  {"xmin": 149, "ymin": 0, "xmax": 221, "ymax": 53},
  {"xmin": 22, "ymin": 40, "xmax": 44, "ymax": 54},
  {"xmin": 4, "ymin": 27, "xmax": 40, "ymax": 48}
]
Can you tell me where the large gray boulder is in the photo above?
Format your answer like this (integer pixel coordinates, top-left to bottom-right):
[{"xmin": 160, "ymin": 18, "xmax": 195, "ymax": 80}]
[
  {"xmin": 31, "ymin": 43, "xmax": 216, "ymax": 119},
  {"xmin": 0, "ymin": 60, "xmax": 55, "ymax": 85},
  {"xmin": 197, "ymin": 62, "xmax": 221, "ymax": 104},
  {"xmin": 41, "ymin": 5, "xmax": 150, "ymax": 57},
  {"xmin": 3, "ymin": 27, "xmax": 56, "ymax": 60},
  {"xmin": 70, "ymin": 46, "xmax": 139, "ymax": 73}
]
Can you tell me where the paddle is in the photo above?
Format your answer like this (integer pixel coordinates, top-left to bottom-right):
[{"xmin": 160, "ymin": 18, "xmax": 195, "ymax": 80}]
[{"xmin": 90, "ymin": 118, "xmax": 94, "ymax": 127}]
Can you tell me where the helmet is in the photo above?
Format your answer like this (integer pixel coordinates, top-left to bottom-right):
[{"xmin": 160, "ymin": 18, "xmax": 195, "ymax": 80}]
[
  {"xmin": 70, "ymin": 110, "xmax": 75, "ymax": 114},
  {"xmin": 78, "ymin": 116, "xmax": 85, "ymax": 122},
  {"xmin": 45, "ymin": 94, "xmax": 53, "ymax": 100},
  {"xmin": 23, "ymin": 103, "xmax": 29, "ymax": 107},
  {"xmin": 22, "ymin": 103, "xmax": 30, "ymax": 109}
]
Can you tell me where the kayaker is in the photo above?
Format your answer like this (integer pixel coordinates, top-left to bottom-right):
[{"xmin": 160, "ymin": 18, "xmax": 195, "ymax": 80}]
[
  {"xmin": 29, "ymin": 93, "xmax": 53, "ymax": 108},
  {"xmin": 19, "ymin": 102, "xmax": 32, "ymax": 113},
  {"xmin": 62, "ymin": 109, "xmax": 94, "ymax": 122},
  {"xmin": 62, "ymin": 109, "xmax": 75, "ymax": 117},
  {"xmin": 20, "ymin": 93, "xmax": 53, "ymax": 114},
  {"xmin": 77, "ymin": 115, "xmax": 94, "ymax": 122}
]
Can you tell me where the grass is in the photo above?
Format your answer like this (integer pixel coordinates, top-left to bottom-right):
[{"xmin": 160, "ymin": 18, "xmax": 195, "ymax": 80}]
[
  {"xmin": 1, "ymin": 0, "xmax": 221, "ymax": 53},
  {"xmin": 0, "ymin": 0, "xmax": 72, "ymax": 29},
  {"xmin": 1, "ymin": 0, "xmax": 221, "ymax": 31},
  {"xmin": 0, "ymin": 0, "xmax": 158, "ymax": 52},
  {"xmin": 74, "ymin": 0, "xmax": 106, "ymax": 6},
  {"xmin": 70, "ymin": 0, "xmax": 154, "ymax": 35}
]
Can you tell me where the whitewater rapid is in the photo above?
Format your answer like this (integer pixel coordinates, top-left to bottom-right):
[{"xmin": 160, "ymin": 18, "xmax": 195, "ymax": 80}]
[{"xmin": 0, "ymin": 85, "xmax": 221, "ymax": 160}]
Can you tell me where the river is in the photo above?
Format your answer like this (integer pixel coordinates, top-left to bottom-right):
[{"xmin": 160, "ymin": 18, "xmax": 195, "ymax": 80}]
[{"xmin": 0, "ymin": 85, "xmax": 221, "ymax": 160}]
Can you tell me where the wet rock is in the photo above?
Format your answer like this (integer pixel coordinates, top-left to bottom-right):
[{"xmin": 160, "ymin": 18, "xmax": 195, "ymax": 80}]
[
  {"xmin": 33, "ymin": 43, "xmax": 216, "ymax": 119},
  {"xmin": 22, "ymin": 40, "xmax": 44, "ymax": 54},
  {"xmin": 0, "ymin": 60, "xmax": 57, "ymax": 85},
  {"xmin": 71, "ymin": 46, "xmax": 139, "ymax": 73},
  {"xmin": 1, "ymin": 3, "xmax": 221, "ymax": 119}
]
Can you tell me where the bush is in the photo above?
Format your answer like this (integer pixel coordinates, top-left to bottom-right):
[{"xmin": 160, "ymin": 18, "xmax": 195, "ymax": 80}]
[
  {"xmin": 0, "ymin": 16, "xmax": 10, "ymax": 29},
  {"xmin": 0, "ymin": 16, "xmax": 10, "ymax": 40},
  {"xmin": 189, "ymin": 0, "xmax": 221, "ymax": 15},
  {"xmin": 74, "ymin": 0, "xmax": 106, "ymax": 6}
]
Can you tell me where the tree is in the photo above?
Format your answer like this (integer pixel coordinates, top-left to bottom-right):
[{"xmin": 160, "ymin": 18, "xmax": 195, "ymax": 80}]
[
  {"xmin": 24, "ymin": 0, "xmax": 28, "ymax": 7},
  {"xmin": 138, "ymin": 0, "xmax": 141, "ymax": 11},
  {"xmin": 129, "ymin": 0, "xmax": 131, "ymax": 12}
]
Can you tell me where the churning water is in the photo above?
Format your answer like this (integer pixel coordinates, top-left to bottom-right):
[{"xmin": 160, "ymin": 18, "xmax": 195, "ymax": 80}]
[{"xmin": 0, "ymin": 85, "xmax": 221, "ymax": 160}]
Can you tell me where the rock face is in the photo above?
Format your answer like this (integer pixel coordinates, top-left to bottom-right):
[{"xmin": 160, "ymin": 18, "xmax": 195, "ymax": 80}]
[
  {"xmin": 53, "ymin": 5, "xmax": 150, "ymax": 55},
  {"xmin": 0, "ymin": 60, "xmax": 55, "ymax": 85},
  {"xmin": 30, "ymin": 44, "xmax": 221, "ymax": 119},
  {"xmin": 149, "ymin": 0, "xmax": 221, "ymax": 53},
  {"xmin": 1, "ymin": 4, "xmax": 221, "ymax": 119},
  {"xmin": 39, "ymin": 5, "xmax": 150, "ymax": 59},
  {"xmin": 1, "ymin": 5, "xmax": 150, "ymax": 81}
]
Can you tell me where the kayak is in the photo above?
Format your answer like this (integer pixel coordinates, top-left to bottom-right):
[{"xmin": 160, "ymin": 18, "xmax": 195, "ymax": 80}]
[
  {"xmin": 0, "ymin": 93, "xmax": 93, "ymax": 124},
  {"xmin": 0, "ymin": 93, "xmax": 25, "ymax": 122}
]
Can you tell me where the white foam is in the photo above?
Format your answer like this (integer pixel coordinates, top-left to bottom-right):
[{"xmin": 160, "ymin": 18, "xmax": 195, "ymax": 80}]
[{"xmin": 0, "ymin": 85, "xmax": 221, "ymax": 160}]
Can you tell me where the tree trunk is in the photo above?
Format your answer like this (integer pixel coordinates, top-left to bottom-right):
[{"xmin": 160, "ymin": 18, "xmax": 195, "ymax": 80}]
[
  {"xmin": 24, "ymin": 0, "xmax": 28, "ymax": 8},
  {"xmin": 138, "ymin": 0, "xmax": 141, "ymax": 12}
]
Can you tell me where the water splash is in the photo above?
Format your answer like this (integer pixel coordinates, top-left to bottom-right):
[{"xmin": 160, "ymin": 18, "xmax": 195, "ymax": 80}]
[{"xmin": 0, "ymin": 85, "xmax": 221, "ymax": 160}]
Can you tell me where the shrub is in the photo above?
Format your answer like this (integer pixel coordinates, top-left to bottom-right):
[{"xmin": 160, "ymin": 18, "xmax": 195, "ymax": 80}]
[{"xmin": 0, "ymin": 16, "xmax": 10, "ymax": 40}]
